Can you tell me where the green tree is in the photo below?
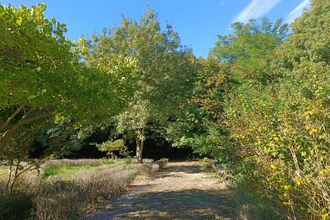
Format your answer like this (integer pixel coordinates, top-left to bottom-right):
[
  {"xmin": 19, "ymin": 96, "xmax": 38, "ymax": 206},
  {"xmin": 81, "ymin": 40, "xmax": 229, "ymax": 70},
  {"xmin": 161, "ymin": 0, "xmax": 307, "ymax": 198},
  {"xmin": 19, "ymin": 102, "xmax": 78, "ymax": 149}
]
[
  {"xmin": 0, "ymin": 4, "xmax": 133, "ymax": 154},
  {"xmin": 166, "ymin": 57, "xmax": 233, "ymax": 163},
  {"xmin": 211, "ymin": 17, "xmax": 288, "ymax": 82},
  {"xmin": 80, "ymin": 9, "xmax": 196, "ymax": 163}
]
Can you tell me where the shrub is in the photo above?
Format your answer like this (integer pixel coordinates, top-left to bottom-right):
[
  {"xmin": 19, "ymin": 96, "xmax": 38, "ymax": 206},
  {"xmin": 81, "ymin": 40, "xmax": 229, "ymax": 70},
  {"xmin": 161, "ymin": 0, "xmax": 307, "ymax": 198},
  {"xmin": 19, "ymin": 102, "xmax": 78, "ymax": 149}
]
[{"xmin": 97, "ymin": 139, "xmax": 131, "ymax": 159}]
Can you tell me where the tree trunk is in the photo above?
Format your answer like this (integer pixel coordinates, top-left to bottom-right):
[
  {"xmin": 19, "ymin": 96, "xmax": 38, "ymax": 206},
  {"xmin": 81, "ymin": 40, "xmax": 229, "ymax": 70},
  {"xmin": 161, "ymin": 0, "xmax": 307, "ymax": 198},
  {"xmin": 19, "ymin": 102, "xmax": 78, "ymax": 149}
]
[
  {"xmin": 136, "ymin": 141, "xmax": 142, "ymax": 163},
  {"xmin": 135, "ymin": 128, "xmax": 145, "ymax": 163}
]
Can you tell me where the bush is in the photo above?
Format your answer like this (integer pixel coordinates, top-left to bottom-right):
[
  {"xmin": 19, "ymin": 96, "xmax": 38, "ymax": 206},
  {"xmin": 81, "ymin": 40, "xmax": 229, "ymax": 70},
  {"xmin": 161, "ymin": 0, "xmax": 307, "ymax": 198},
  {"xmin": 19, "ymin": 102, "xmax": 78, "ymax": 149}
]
[{"xmin": 97, "ymin": 139, "xmax": 128, "ymax": 158}]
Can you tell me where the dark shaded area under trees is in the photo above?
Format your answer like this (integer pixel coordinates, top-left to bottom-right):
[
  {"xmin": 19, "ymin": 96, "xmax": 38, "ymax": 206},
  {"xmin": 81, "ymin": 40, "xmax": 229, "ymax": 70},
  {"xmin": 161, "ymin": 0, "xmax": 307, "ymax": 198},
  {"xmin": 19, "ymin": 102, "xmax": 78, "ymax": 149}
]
[{"xmin": 30, "ymin": 127, "xmax": 196, "ymax": 160}]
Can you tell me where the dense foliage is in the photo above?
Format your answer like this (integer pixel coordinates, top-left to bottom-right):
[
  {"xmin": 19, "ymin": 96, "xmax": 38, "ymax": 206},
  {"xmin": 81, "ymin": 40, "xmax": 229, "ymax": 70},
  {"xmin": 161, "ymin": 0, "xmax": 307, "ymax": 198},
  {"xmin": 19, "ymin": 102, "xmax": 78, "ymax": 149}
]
[
  {"xmin": 169, "ymin": 1, "xmax": 329, "ymax": 218},
  {"xmin": 170, "ymin": 1, "xmax": 329, "ymax": 218},
  {"xmin": 79, "ymin": 10, "xmax": 196, "ymax": 162},
  {"xmin": 0, "ymin": 4, "xmax": 135, "ymax": 192}
]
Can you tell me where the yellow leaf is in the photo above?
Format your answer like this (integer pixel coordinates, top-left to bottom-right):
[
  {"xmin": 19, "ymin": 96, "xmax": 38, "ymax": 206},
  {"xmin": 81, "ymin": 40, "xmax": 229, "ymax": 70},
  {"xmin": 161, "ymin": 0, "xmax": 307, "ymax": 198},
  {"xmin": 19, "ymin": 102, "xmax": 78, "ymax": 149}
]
[
  {"xmin": 309, "ymin": 128, "xmax": 318, "ymax": 135},
  {"xmin": 16, "ymin": 16, "xmax": 23, "ymax": 26},
  {"xmin": 304, "ymin": 110, "xmax": 314, "ymax": 116},
  {"xmin": 294, "ymin": 178, "xmax": 302, "ymax": 186},
  {"xmin": 284, "ymin": 185, "xmax": 291, "ymax": 190}
]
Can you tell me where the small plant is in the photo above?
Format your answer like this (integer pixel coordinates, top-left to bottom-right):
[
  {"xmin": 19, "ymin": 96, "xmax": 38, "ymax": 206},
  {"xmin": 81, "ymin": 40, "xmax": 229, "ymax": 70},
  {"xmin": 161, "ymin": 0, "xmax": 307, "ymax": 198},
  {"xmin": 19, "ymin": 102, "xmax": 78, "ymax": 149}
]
[
  {"xmin": 97, "ymin": 139, "xmax": 128, "ymax": 159},
  {"xmin": 200, "ymin": 157, "xmax": 214, "ymax": 169}
]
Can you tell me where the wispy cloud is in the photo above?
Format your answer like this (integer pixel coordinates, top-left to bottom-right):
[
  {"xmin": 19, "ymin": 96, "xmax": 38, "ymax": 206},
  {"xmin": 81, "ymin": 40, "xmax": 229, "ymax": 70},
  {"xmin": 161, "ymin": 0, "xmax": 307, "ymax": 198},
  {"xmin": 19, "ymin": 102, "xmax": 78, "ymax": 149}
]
[
  {"xmin": 285, "ymin": 0, "xmax": 311, "ymax": 24},
  {"xmin": 233, "ymin": 0, "xmax": 282, "ymax": 23}
]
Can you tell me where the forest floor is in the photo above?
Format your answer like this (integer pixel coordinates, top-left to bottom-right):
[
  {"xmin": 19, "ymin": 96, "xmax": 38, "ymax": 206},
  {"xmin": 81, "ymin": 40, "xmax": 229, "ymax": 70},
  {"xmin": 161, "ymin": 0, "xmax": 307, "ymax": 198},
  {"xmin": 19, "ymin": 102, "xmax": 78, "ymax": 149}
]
[{"xmin": 86, "ymin": 161, "xmax": 239, "ymax": 219}]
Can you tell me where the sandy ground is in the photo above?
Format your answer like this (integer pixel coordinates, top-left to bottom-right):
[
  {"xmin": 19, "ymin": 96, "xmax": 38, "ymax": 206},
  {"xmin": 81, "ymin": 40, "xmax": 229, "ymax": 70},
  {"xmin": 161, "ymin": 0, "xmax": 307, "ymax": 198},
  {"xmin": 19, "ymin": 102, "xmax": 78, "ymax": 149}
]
[{"xmin": 86, "ymin": 161, "xmax": 238, "ymax": 219}]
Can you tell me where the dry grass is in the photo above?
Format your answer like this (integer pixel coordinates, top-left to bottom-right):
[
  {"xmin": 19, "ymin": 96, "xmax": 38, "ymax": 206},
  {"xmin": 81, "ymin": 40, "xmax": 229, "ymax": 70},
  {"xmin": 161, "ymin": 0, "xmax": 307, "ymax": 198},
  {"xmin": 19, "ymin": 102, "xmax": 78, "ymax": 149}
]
[
  {"xmin": 45, "ymin": 159, "xmax": 105, "ymax": 169},
  {"xmin": 34, "ymin": 163, "xmax": 137, "ymax": 220},
  {"xmin": 0, "ymin": 159, "xmax": 138, "ymax": 220}
]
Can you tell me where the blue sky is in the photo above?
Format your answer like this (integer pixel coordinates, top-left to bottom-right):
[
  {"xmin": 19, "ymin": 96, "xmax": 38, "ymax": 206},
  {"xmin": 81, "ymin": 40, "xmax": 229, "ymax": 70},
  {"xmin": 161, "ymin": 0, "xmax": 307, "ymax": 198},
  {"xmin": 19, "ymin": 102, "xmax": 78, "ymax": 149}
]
[{"xmin": 1, "ymin": 0, "xmax": 311, "ymax": 57}]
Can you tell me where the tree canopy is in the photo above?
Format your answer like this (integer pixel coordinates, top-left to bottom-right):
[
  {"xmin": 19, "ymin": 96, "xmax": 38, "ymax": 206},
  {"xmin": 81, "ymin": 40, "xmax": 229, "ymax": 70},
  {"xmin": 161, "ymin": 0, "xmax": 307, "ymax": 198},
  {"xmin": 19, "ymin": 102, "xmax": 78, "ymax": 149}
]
[
  {"xmin": 79, "ymin": 9, "xmax": 196, "ymax": 162},
  {"xmin": 0, "ymin": 4, "xmax": 133, "ymax": 158}
]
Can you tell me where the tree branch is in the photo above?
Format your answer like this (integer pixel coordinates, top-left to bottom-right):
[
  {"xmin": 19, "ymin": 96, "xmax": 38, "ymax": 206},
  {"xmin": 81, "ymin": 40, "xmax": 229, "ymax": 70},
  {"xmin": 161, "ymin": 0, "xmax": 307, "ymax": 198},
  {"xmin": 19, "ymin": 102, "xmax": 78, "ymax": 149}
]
[
  {"xmin": 0, "ymin": 111, "xmax": 54, "ymax": 153},
  {"xmin": 0, "ymin": 102, "xmax": 26, "ymax": 132}
]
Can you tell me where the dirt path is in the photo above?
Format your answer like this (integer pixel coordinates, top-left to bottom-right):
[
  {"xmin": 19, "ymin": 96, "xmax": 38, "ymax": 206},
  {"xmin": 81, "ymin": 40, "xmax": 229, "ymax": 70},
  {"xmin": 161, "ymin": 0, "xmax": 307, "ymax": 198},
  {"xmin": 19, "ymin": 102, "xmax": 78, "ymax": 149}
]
[{"xmin": 86, "ymin": 161, "xmax": 238, "ymax": 219}]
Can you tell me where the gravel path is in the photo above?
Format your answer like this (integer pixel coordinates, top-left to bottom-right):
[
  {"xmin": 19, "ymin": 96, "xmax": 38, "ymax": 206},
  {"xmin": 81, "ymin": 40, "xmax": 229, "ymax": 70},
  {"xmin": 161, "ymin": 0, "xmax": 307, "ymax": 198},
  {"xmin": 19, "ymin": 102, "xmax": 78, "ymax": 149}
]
[{"xmin": 86, "ymin": 161, "xmax": 238, "ymax": 219}]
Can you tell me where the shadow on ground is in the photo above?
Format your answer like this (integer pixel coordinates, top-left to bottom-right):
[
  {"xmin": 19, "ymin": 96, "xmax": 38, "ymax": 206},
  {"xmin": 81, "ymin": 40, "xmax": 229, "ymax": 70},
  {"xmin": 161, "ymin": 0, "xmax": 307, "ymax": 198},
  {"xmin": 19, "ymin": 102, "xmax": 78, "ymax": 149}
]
[
  {"xmin": 89, "ymin": 189, "xmax": 236, "ymax": 219},
  {"xmin": 133, "ymin": 189, "xmax": 235, "ymax": 218},
  {"xmin": 87, "ymin": 162, "xmax": 238, "ymax": 220}
]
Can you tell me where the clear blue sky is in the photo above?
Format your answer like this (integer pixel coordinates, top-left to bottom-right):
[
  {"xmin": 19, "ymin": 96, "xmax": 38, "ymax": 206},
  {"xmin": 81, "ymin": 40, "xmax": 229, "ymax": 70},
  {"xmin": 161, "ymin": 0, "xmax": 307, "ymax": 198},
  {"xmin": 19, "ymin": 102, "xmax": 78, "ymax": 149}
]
[{"xmin": 1, "ymin": 0, "xmax": 310, "ymax": 57}]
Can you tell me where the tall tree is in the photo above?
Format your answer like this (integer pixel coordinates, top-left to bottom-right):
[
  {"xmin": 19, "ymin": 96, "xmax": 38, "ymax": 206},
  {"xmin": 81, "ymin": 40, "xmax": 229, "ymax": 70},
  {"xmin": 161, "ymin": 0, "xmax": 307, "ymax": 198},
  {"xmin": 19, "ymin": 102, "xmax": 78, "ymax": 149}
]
[
  {"xmin": 0, "ymin": 4, "xmax": 130, "ymax": 154},
  {"xmin": 80, "ymin": 9, "xmax": 196, "ymax": 163}
]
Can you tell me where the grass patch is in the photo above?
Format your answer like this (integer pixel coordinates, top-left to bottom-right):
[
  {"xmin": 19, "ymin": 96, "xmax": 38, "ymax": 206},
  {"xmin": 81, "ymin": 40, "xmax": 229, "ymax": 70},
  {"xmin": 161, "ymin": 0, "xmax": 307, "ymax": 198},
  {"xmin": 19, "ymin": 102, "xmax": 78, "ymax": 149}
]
[
  {"xmin": 43, "ymin": 158, "xmax": 134, "ymax": 178},
  {"xmin": 45, "ymin": 159, "xmax": 104, "ymax": 168},
  {"xmin": 44, "ymin": 165, "xmax": 94, "ymax": 178}
]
